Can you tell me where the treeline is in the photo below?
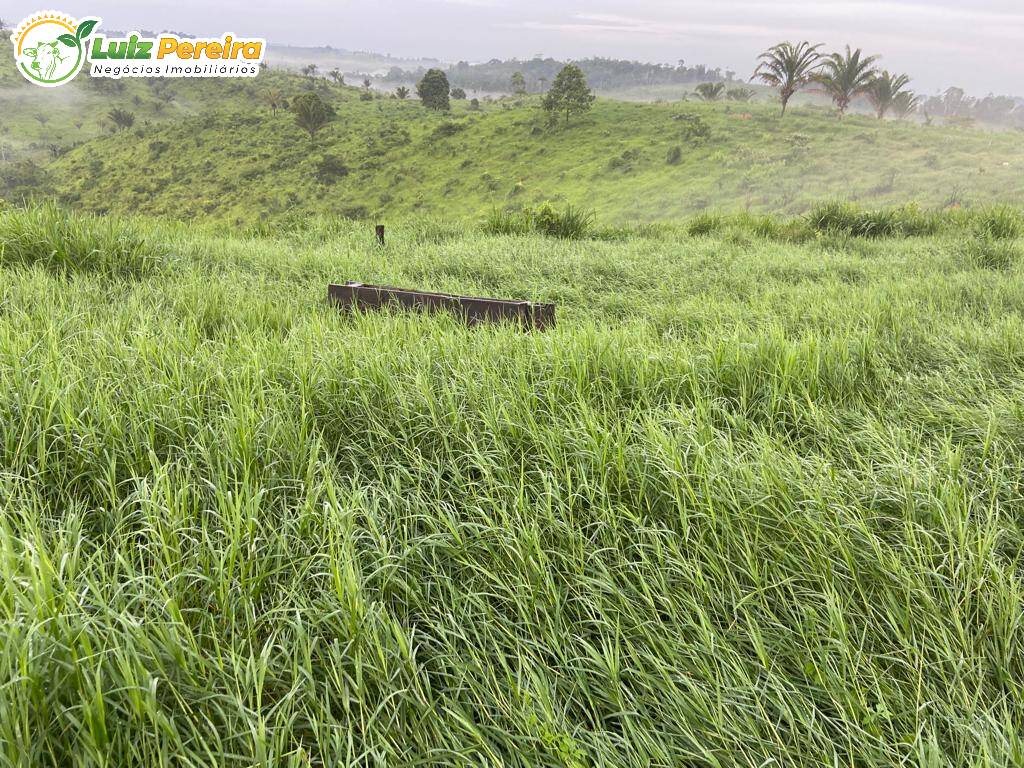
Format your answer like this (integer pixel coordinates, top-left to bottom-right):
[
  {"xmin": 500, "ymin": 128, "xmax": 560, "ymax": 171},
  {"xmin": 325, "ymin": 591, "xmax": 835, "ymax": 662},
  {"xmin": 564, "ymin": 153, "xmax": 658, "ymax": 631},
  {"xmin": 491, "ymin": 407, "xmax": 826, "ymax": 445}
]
[
  {"xmin": 381, "ymin": 57, "xmax": 730, "ymax": 93},
  {"xmin": 919, "ymin": 88, "xmax": 1023, "ymax": 130},
  {"xmin": 752, "ymin": 42, "xmax": 1024, "ymax": 128}
]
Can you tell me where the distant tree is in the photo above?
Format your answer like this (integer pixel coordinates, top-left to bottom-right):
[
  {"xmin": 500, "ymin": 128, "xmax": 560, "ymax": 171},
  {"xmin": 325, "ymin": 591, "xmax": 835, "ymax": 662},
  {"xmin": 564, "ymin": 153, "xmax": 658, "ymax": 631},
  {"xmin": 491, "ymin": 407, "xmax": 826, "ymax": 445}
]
[
  {"xmin": 34, "ymin": 114, "xmax": 50, "ymax": 127},
  {"xmin": 511, "ymin": 71, "xmax": 527, "ymax": 95},
  {"xmin": 537, "ymin": 76, "xmax": 548, "ymax": 92},
  {"xmin": 815, "ymin": 46, "xmax": 880, "ymax": 117},
  {"xmin": 973, "ymin": 94, "xmax": 1017, "ymax": 124},
  {"xmin": 752, "ymin": 41, "xmax": 824, "ymax": 116},
  {"xmin": 329, "ymin": 69, "xmax": 344, "ymax": 85},
  {"xmin": 362, "ymin": 78, "xmax": 372, "ymax": 90},
  {"xmin": 932, "ymin": 87, "xmax": 975, "ymax": 118},
  {"xmin": 693, "ymin": 82, "xmax": 725, "ymax": 101},
  {"xmin": 867, "ymin": 71, "xmax": 913, "ymax": 119},
  {"xmin": 891, "ymin": 91, "xmax": 921, "ymax": 120},
  {"xmin": 542, "ymin": 64, "xmax": 595, "ymax": 125},
  {"xmin": 469, "ymin": 98, "xmax": 481, "ymax": 111},
  {"xmin": 301, "ymin": 63, "xmax": 318, "ymax": 80},
  {"xmin": 262, "ymin": 88, "xmax": 285, "ymax": 116},
  {"xmin": 291, "ymin": 92, "xmax": 331, "ymax": 142},
  {"xmin": 108, "ymin": 108, "xmax": 135, "ymax": 131},
  {"xmin": 451, "ymin": 87, "xmax": 467, "ymax": 100},
  {"xmin": 726, "ymin": 87, "xmax": 755, "ymax": 102},
  {"xmin": 395, "ymin": 86, "xmax": 410, "ymax": 100},
  {"xmin": 417, "ymin": 68, "xmax": 451, "ymax": 111}
]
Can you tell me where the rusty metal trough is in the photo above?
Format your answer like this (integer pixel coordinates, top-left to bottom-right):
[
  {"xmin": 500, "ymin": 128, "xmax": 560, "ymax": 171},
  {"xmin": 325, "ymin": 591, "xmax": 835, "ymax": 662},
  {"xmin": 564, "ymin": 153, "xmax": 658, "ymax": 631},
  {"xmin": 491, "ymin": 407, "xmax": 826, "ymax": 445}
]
[{"xmin": 328, "ymin": 282, "xmax": 556, "ymax": 331}]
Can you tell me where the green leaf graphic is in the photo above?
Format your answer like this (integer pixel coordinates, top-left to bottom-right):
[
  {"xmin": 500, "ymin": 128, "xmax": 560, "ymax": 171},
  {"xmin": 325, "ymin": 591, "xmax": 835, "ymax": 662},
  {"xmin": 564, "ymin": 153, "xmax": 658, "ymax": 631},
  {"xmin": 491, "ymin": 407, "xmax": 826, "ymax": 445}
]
[
  {"xmin": 58, "ymin": 33, "xmax": 78, "ymax": 47},
  {"xmin": 76, "ymin": 19, "xmax": 99, "ymax": 40}
]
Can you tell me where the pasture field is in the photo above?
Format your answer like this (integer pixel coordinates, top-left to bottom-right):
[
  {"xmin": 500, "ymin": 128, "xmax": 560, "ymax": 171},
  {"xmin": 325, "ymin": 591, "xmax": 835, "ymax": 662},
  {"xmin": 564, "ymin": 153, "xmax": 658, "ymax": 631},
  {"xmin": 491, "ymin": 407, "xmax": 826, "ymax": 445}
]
[{"xmin": 1, "ymin": 203, "xmax": 1023, "ymax": 766}]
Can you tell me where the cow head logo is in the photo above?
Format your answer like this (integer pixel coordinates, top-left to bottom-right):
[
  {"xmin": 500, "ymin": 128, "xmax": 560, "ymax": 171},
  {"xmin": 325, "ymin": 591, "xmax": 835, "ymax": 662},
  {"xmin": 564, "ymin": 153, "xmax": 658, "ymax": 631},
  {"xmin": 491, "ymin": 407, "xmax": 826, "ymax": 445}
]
[{"xmin": 10, "ymin": 12, "xmax": 100, "ymax": 87}]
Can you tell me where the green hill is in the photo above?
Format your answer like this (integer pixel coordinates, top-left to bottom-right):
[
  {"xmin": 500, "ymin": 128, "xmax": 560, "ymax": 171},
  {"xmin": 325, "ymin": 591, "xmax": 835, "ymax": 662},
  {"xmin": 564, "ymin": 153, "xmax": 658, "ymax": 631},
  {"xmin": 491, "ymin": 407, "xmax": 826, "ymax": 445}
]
[{"xmin": 31, "ymin": 76, "xmax": 1024, "ymax": 227}]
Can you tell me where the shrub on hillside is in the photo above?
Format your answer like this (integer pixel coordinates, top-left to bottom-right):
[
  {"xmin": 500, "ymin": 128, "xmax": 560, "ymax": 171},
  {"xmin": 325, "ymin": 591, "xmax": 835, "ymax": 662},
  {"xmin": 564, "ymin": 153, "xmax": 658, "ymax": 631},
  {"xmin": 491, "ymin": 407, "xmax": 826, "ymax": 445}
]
[
  {"xmin": 430, "ymin": 121, "xmax": 467, "ymax": 140},
  {"xmin": 666, "ymin": 146, "xmax": 683, "ymax": 165},
  {"xmin": 673, "ymin": 113, "xmax": 712, "ymax": 144},
  {"xmin": 607, "ymin": 148, "xmax": 642, "ymax": 172},
  {"xmin": 0, "ymin": 159, "xmax": 51, "ymax": 202},
  {"xmin": 315, "ymin": 155, "xmax": 350, "ymax": 185}
]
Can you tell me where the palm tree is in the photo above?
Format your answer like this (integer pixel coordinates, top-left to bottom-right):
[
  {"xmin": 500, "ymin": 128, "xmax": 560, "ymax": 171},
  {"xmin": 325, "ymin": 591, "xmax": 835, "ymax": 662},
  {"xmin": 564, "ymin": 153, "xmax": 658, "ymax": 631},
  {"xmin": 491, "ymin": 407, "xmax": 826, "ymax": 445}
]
[
  {"xmin": 816, "ymin": 46, "xmax": 880, "ymax": 117},
  {"xmin": 751, "ymin": 41, "xmax": 823, "ymax": 116},
  {"xmin": 395, "ymin": 86, "xmax": 410, "ymax": 100},
  {"xmin": 867, "ymin": 71, "xmax": 913, "ymax": 119},
  {"xmin": 891, "ymin": 91, "xmax": 921, "ymax": 120},
  {"xmin": 328, "ymin": 69, "xmax": 344, "ymax": 85},
  {"xmin": 290, "ymin": 92, "xmax": 330, "ymax": 142},
  {"xmin": 726, "ymin": 87, "xmax": 755, "ymax": 102},
  {"xmin": 262, "ymin": 88, "xmax": 285, "ymax": 116},
  {"xmin": 107, "ymin": 108, "xmax": 135, "ymax": 132},
  {"xmin": 693, "ymin": 82, "xmax": 725, "ymax": 101}
]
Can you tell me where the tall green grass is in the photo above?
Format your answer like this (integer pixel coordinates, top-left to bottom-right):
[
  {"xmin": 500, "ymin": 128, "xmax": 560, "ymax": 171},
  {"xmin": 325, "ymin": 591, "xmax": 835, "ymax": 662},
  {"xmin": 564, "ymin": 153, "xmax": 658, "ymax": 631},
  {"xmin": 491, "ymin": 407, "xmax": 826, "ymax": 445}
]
[
  {"xmin": 0, "ymin": 204, "xmax": 1023, "ymax": 766},
  {"xmin": 0, "ymin": 202, "xmax": 164, "ymax": 278}
]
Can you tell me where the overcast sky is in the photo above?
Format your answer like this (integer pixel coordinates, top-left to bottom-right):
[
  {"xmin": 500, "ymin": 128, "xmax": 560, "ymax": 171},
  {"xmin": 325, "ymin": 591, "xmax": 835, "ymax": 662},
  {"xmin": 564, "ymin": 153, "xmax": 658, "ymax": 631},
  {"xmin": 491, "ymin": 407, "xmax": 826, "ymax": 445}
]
[{"xmin": 7, "ymin": 0, "xmax": 1023, "ymax": 94}]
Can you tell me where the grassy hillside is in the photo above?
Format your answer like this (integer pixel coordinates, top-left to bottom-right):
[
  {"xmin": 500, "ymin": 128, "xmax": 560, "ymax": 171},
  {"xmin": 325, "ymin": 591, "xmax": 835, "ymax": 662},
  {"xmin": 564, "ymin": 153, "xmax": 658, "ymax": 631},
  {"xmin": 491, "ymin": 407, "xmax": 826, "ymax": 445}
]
[
  {"xmin": 0, "ymin": 66, "xmax": 255, "ymax": 162},
  {"xmin": 39, "ymin": 78, "xmax": 1024, "ymax": 226},
  {"xmin": 1, "ymin": 202, "xmax": 1023, "ymax": 765}
]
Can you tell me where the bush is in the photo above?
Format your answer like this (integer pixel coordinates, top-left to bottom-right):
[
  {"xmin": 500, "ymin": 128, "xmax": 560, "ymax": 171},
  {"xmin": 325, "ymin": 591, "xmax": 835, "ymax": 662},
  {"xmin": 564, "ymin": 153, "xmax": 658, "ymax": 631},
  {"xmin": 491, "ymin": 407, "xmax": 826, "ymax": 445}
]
[
  {"xmin": 666, "ymin": 146, "xmax": 683, "ymax": 165},
  {"xmin": 315, "ymin": 155, "xmax": 350, "ymax": 185},
  {"xmin": 608, "ymin": 148, "xmax": 642, "ymax": 172},
  {"xmin": 483, "ymin": 202, "xmax": 595, "ymax": 240},
  {"xmin": 673, "ymin": 113, "xmax": 712, "ymax": 144},
  {"xmin": 0, "ymin": 202, "xmax": 163, "ymax": 278},
  {"xmin": 534, "ymin": 202, "xmax": 594, "ymax": 239},
  {"xmin": 807, "ymin": 202, "xmax": 941, "ymax": 238},
  {"xmin": 431, "ymin": 121, "xmax": 467, "ymax": 140}
]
